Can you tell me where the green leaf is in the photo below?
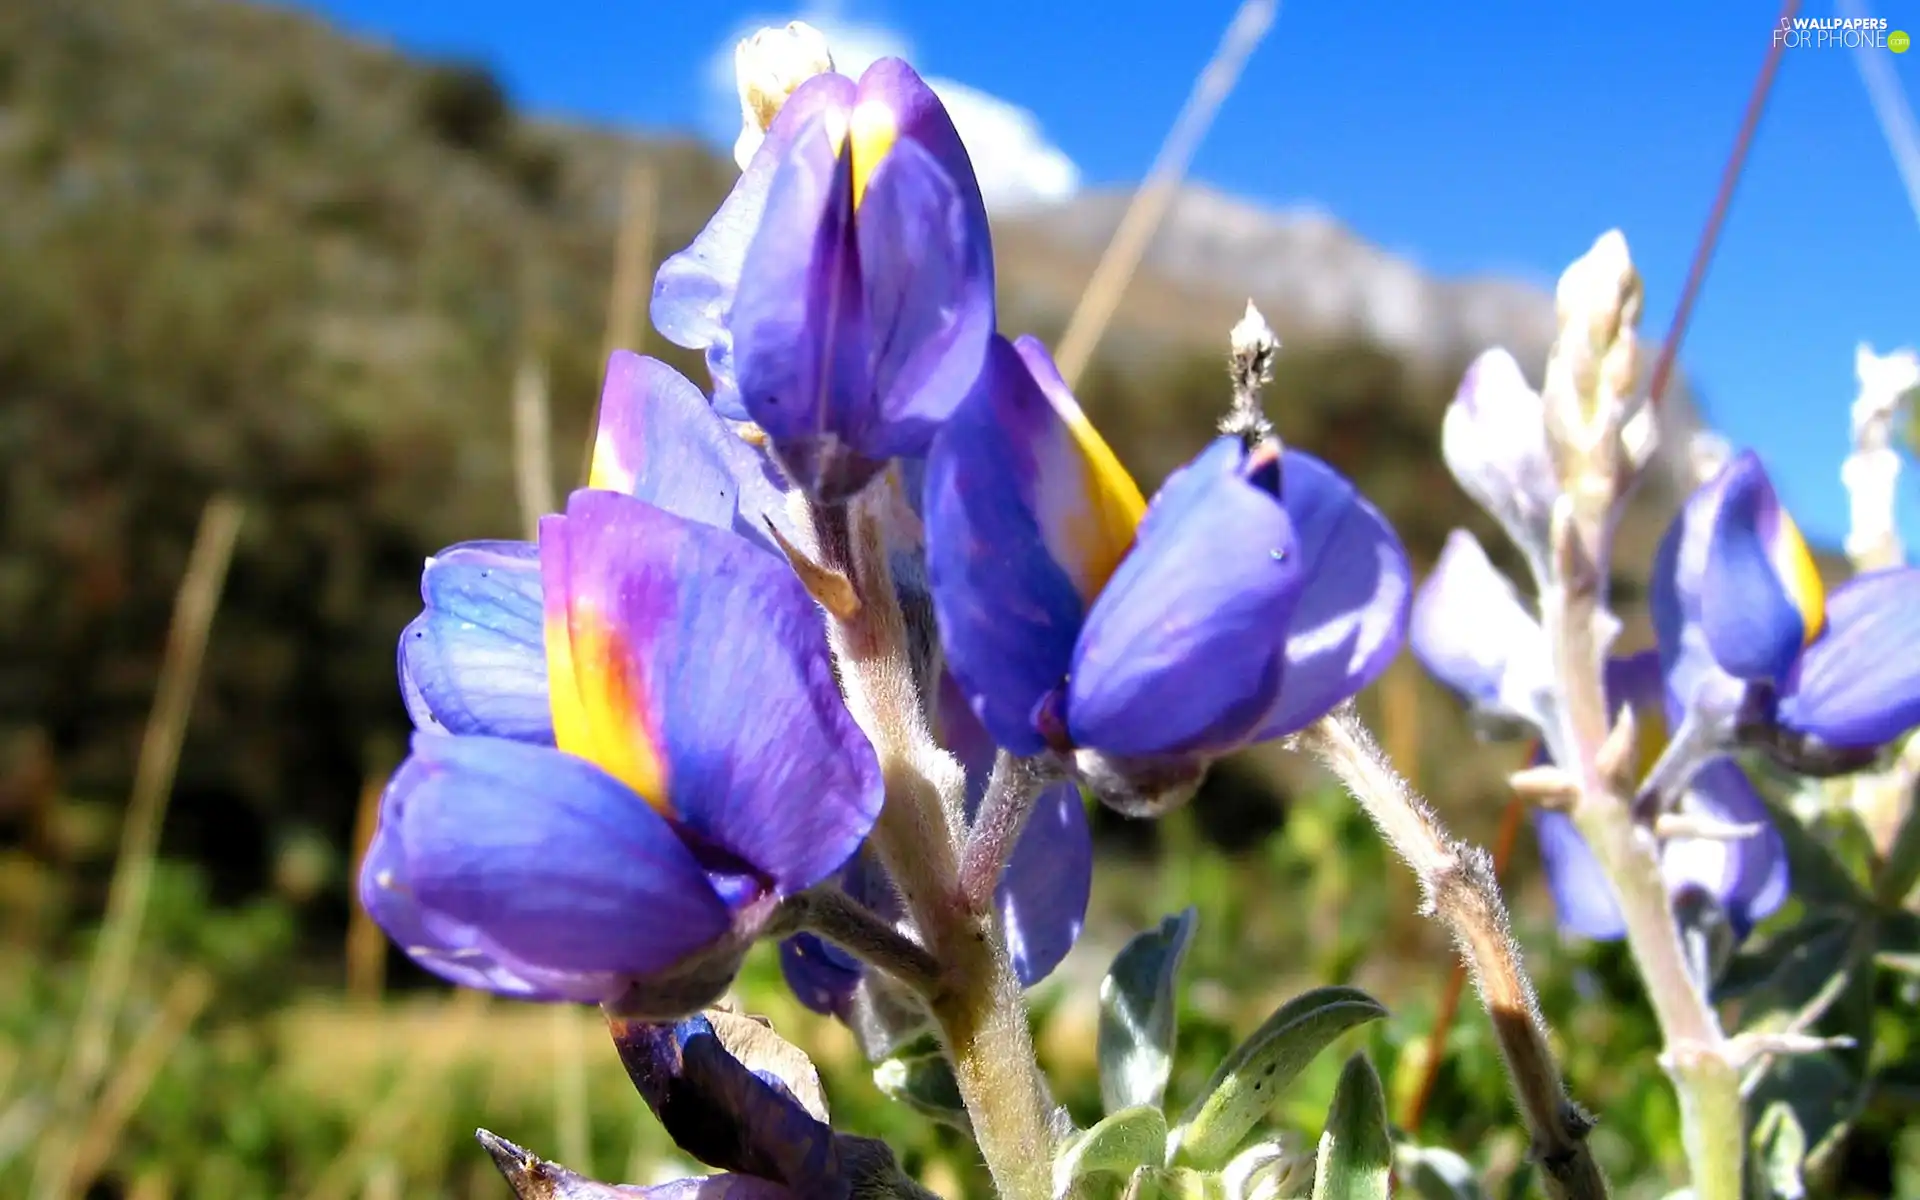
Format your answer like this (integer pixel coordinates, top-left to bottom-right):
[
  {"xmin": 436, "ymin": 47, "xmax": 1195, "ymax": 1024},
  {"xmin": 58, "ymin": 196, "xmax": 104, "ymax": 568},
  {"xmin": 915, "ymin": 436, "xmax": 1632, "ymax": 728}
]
[
  {"xmin": 1309, "ymin": 1054, "xmax": 1392, "ymax": 1200},
  {"xmin": 1099, "ymin": 908, "xmax": 1200, "ymax": 1115},
  {"xmin": 1751, "ymin": 1100, "xmax": 1808, "ymax": 1200},
  {"xmin": 872, "ymin": 1046, "xmax": 971, "ymax": 1136},
  {"xmin": 1718, "ymin": 914, "xmax": 1856, "ymax": 1016},
  {"xmin": 1745, "ymin": 1051, "xmax": 1859, "ymax": 1179},
  {"xmin": 1754, "ymin": 785, "xmax": 1872, "ymax": 910},
  {"xmin": 1121, "ymin": 1167, "xmax": 1229, "ymax": 1200},
  {"xmin": 1055, "ymin": 1105, "xmax": 1171, "ymax": 1196},
  {"xmin": 1171, "ymin": 986, "xmax": 1387, "ymax": 1169},
  {"xmin": 1394, "ymin": 1145, "xmax": 1489, "ymax": 1200}
]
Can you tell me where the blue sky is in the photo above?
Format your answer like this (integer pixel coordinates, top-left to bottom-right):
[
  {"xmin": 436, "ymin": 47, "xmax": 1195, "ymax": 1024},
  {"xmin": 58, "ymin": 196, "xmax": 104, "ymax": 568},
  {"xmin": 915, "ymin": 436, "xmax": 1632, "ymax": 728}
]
[{"xmin": 289, "ymin": 0, "xmax": 1920, "ymax": 554}]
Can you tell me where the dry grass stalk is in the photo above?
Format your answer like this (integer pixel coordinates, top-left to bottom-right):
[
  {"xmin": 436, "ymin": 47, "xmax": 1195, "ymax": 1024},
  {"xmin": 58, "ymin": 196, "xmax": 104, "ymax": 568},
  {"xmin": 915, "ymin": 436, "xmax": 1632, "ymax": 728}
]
[
  {"xmin": 31, "ymin": 495, "xmax": 244, "ymax": 1200},
  {"xmin": 67, "ymin": 969, "xmax": 215, "ymax": 1194},
  {"xmin": 1051, "ymin": 0, "xmax": 1278, "ymax": 389},
  {"xmin": 346, "ymin": 766, "xmax": 393, "ymax": 1003},
  {"xmin": 583, "ymin": 164, "xmax": 661, "ymax": 486}
]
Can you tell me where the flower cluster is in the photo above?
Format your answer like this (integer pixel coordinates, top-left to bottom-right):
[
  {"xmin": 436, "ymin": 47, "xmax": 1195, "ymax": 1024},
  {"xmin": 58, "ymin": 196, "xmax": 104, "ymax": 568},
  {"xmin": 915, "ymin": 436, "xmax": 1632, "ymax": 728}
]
[
  {"xmin": 365, "ymin": 39, "xmax": 1407, "ymax": 1028},
  {"xmin": 1412, "ymin": 248, "xmax": 1920, "ymax": 953},
  {"xmin": 361, "ymin": 28, "xmax": 1415, "ymax": 1198}
]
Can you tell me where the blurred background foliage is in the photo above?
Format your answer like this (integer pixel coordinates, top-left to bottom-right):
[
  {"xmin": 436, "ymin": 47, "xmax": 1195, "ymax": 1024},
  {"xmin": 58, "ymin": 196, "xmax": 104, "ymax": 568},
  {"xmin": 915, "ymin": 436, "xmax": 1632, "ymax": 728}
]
[{"xmin": 0, "ymin": 1, "xmax": 1910, "ymax": 1198}]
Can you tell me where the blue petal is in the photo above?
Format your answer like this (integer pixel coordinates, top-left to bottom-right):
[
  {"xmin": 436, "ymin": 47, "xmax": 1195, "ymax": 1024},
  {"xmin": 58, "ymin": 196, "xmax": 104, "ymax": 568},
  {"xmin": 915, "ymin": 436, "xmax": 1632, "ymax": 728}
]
[
  {"xmin": 1777, "ymin": 567, "xmax": 1920, "ymax": 747},
  {"xmin": 358, "ymin": 825, "xmax": 559, "ymax": 1000},
  {"xmin": 1649, "ymin": 465, "xmax": 1746, "ymax": 727},
  {"xmin": 399, "ymin": 541, "xmax": 553, "ymax": 744},
  {"xmin": 1533, "ymin": 810, "xmax": 1626, "ymax": 941},
  {"xmin": 1661, "ymin": 757, "xmax": 1787, "ymax": 940},
  {"xmin": 1255, "ymin": 451, "xmax": 1412, "ymax": 738},
  {"xmin": 846, "ymin": 135, "xmax": 995, "ymax": 459},
  {"xmin": 854, "ymin": 59, "xmax": 992, "ymax": 241},
  {"xmin": 778, "ymin": 934, "xmax": 864, "ymax": 1017},
  {"xmin": 924, "ymin": 339, "xmax": 1089, "ymax": 755},
  {"xmin": 727, "ymin": 109, "xmax": 880, "ymax": 497},
  {"xmin": 1700, "ymin": 455, "xmax": 1816, "ymax": 684},
  {"xmin": 1068, "ymin": 438, "xmax": 1302, "ymax": 758},
  {"xmin": 1000, "ymin": 781, "xmax": 1091, "ymax": 985},
  {"xmin": 1407, "ymin": 528, "xmax": 1546, "ymax": 723},
  {"xmin": 651, "ymin": 73, "xmax": 857, "ymax": 419},
  {"xmin": 552, "ymin": 492, "xmax": 883, "ymax": 894},
  {"xmin": 588, "ymin": 352, "xmax": 794, "ymax": 552},
  {"xmin": 369, "ymin": 733, "xmax": 731, "ymax": 998}
]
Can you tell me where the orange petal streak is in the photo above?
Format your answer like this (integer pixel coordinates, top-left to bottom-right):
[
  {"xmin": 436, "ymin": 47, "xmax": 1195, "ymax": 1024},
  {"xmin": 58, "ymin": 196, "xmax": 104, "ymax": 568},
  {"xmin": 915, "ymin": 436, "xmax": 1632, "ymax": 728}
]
[{"xmin": 545, "ymin": 606, "xmax": 671, "ymax": 815}]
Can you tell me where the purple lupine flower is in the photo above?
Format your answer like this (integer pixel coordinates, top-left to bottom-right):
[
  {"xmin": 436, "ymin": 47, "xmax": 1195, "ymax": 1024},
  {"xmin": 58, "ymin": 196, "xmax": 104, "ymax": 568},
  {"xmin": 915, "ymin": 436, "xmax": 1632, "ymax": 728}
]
[
  {"xmin": 778, "ymin": 670, "xmax": 1093, "ymax": 1025},
  {"xmin": 1531, "ymin": 653, "xmax": 1788, "ymax": 942},
  {"xmin": 606, "ymin": 1013, "xmax": 928, "ymax": 1200},
  {"xmin": 1411, "ymin": 540, "xmax": 1788, "ymax": 943},
  {"xmin": 399, "ymin": 353, "xmax": 795, "ymax": 746},
  {"xmin": 1407, "ymin": 528, "xmax": 1553, "ymax": 730},
  {"xmin": 924, "ymin": 333, "xmax": 1410, "ymax": 778},
  {"xmin": 651, "ymin": 59, "xmax": 994, "ymax": 500},
  {"xmin": 1653, "ymin": 450, "xmax": 1920, "ymax": 759},
  {"xmin": 362, "ymin": 487, "xmax": 881, "ymax": 1014}
]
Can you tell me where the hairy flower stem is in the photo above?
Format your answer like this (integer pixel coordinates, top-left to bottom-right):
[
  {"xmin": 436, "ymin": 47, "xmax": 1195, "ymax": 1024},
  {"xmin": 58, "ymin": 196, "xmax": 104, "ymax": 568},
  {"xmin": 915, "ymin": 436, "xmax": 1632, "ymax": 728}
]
[
  {"xmin": 810, "ymin": 495, "xmax": 1057, "ymax": 1200},
  {"xmin": 960, "ymin": 753, "xmax": 1063, "ymax": 913},
  {"xmin": 1298, "ymin": 706, "xmax": 1610, "ymax": 1200},
  {"xmin": 788, "ymin": 889, "xmax": 944, "ymax": 994},
  {"xmin": 1541, "ymin": 515, "xmax": 1743, "ymax": 1200}
]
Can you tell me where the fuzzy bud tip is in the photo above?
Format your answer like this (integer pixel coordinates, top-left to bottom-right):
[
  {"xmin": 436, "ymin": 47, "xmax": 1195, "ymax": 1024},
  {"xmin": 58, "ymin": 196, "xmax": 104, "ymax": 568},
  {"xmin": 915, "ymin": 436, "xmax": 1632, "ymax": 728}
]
[{"xmin": 733, "ymin": 21, "xmax": 836, "ymax": 170}]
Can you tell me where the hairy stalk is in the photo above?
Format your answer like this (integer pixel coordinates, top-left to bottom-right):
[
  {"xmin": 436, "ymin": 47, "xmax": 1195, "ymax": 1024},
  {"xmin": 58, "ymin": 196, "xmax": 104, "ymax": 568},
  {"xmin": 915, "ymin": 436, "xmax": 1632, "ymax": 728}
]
[
  {"xmin": 1542, "ymin": 509, "xmax": 1743, "ymax": 1200},
  {"xmin": 789, "ymin": 888, "xmax": 944, "ymax": 995},
  {"xmin": 960, "ymin": 753, "xmax": 1063, "ymax": 913},
  {"xmin": 1534, "ymin": 223, "xmax": 1748, "ymax": 1200},
  {"xmin": 809, "ymin": 494, "xmax": 1057, "ymax": 1200},
  {"xmin": 1298, "ymin": 706, "xmax": 1609, "ymax": 1200}
]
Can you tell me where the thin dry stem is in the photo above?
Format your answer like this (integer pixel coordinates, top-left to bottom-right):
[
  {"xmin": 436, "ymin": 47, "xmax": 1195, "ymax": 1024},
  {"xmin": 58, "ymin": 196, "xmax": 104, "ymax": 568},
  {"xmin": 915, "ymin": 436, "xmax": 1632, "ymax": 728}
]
[
  {"xmin": 1051, "ymin": 0, "xmax": 1278, "ymax": 388},
  {"xmin": 1299, "ymin": 707, "xmax": 1608, "ymax": 1200},
  {"xmin": 1842, "ymin": 0, "xmax": 1920, "ymax": 236},
  {"xmin": 1404, "ymin": 769, "xmax": 1530, "ymax": 1132},
  {"xmin": 510, "ymin": 363, "xmax": 593, "ymax": 1183},
  {"xmin": 600, "ymin": 164, "xmax": 660, "ymax": 369},
  {"xmin": 346, "ymin": 766, "xmax": 393, "ymax": 1003},
  {"xmin": 31, "ymin": 495, "xmax": 244, "ymax": 1200},
  {"xmin": 513, "ymin": 356, "xmax": 557, "ymax": 537},
  {"xmin": 67, "ymin": 970, "xmax": 214, "ymax": 1195},
  {"xmin": 582, "ymin": 165, "xmax": 661, "ymax": 485},
  {"xmin": 550, "ymin": 1008, "xmax": 593, "ymax": 1179}
]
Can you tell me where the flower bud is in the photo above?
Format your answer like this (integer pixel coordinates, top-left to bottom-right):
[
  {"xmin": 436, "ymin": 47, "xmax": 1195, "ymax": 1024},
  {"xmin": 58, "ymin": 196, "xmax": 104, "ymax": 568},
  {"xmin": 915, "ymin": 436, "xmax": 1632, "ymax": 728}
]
[
  {"xmin": 1542, "ymin": 230, "xmax": 1645, "ymax": 467},
  {"xmin": 1441, "ymin": 347, "xmax": 1559, "ymax": 574},
  {"xmin": 732, "ymin": 21, "xmax": 836, "ymax": 169}
]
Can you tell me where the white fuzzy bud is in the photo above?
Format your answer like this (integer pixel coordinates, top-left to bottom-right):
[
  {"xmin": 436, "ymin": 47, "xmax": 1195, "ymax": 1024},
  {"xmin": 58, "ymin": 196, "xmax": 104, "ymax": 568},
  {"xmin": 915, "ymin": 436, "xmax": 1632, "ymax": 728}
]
[{"xmin": 732, "ymin": 21, "xmax": 836, "ymax": 170}]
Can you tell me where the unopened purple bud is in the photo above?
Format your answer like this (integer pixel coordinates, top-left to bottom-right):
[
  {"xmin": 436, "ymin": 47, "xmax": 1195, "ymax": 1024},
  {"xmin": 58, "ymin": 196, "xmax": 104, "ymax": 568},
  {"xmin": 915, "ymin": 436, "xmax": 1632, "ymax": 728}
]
[{"xmin": 1441, "ymin": 349, "xmax": 1560, "ymax": 575}]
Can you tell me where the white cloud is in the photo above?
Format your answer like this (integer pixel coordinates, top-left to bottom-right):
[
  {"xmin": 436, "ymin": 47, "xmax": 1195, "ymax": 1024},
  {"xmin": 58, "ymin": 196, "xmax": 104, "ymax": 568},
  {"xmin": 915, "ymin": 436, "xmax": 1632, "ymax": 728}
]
[{"xmin": 703, "ymin": 8, "xmax": 1079, "ymax": 215}]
